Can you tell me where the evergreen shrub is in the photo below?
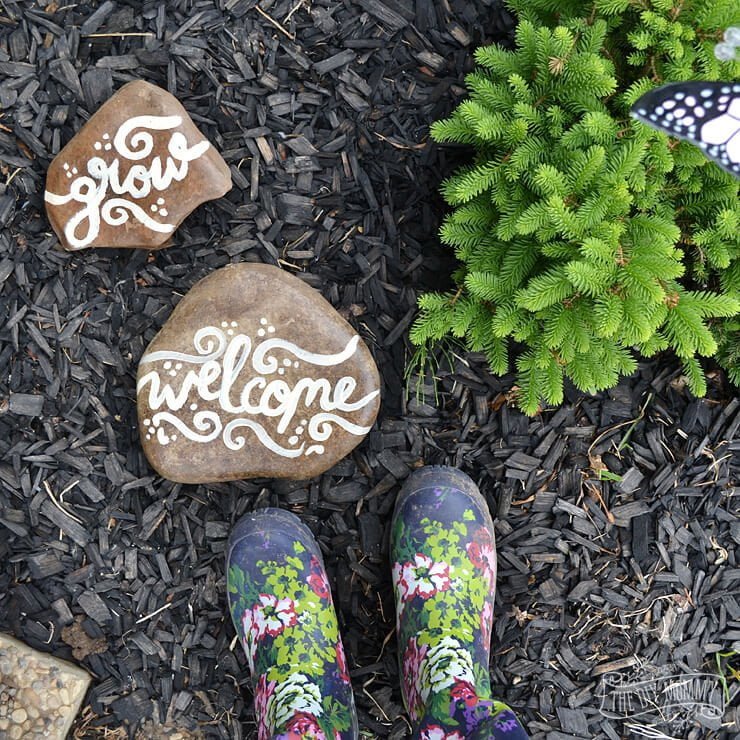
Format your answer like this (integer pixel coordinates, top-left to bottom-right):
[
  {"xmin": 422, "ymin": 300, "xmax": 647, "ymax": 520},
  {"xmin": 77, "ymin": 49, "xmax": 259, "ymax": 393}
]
[{"xmin": 411, "ymin": 0, "xmax": 740, "ymax": 414}]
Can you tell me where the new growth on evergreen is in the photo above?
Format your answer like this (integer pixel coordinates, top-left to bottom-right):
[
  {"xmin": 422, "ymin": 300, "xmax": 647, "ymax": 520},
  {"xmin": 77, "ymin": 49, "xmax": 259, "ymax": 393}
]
[{"xmin": 412, "ymin": 0, "xmax": 740, "ymax": 414}]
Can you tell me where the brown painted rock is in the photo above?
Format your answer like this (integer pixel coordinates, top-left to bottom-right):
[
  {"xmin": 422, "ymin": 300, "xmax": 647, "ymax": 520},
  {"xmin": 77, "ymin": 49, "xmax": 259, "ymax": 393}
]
[
  {"xmin": 137, "ymin": 264, "xmax": 381, "ymax": 483},
  {"xmin": 44, "ymin": 80, "xmax": 231, "ymax": 251}
]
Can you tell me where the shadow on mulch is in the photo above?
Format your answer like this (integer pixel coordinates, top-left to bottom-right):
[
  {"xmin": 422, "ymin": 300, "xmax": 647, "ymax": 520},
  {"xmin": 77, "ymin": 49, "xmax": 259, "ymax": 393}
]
[{"xmin": 0, "ymin": 1, "xmax": 738, "ymax": 739}]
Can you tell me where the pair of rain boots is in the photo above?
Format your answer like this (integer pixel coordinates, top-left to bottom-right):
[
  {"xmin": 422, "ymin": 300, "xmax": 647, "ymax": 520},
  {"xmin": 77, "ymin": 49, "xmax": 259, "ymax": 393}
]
[{"xmin": 226, "ymin": 467, "xmax": 529, "ymax": 740}]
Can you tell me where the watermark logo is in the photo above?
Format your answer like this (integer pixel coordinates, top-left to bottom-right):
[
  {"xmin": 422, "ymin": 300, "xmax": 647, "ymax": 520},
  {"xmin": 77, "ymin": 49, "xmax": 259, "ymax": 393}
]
[{"xmin": 598, "ymin": 663, "xmax": 725, "ymax": 738}]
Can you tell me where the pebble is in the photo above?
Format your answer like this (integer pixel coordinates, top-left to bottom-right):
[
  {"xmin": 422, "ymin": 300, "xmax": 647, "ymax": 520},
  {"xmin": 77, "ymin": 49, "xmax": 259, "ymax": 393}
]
[{"xmin": 0, "ymin": 633, "xmax": 91, "ymax": 740}]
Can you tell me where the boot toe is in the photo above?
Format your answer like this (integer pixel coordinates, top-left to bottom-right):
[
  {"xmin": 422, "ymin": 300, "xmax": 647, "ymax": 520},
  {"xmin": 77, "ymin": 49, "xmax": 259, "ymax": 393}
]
[
  {"xmin": 392, "ymin": 465, "xmax": 493, "ymax": 534},
  {"xmin": 227, "ymin": 507, "xmax": 322, "ymax": 568}
]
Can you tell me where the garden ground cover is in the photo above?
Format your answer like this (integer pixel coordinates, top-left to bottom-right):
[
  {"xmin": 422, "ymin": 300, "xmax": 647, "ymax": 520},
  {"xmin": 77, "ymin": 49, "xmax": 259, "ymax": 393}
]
[{"xmin": 0, "ymin": 0, "xmax": 737, "ymax": 737}]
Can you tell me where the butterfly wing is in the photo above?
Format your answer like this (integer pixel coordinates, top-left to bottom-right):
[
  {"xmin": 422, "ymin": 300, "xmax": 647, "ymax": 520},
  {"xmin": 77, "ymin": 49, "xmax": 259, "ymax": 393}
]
[{"xmin": 631, "ymin": 81, "xmax": 740, "ymax": 179}]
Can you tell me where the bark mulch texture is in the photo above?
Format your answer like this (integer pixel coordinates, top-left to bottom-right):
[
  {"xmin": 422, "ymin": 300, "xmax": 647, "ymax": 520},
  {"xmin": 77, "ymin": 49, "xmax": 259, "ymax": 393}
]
[{"xmin": 0, "ymin": 0, "xmax": 737, "ymax": 738}]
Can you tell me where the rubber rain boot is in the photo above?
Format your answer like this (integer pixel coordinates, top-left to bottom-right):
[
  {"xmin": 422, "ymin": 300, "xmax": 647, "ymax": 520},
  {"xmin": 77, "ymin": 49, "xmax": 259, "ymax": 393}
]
[
  {"xmin": 390, "ymin": 466, "xmax": 529, "ymax": 739},
  {"xmin": 227, "ymin": 507, "xmax": 358, "ymax": 739}
]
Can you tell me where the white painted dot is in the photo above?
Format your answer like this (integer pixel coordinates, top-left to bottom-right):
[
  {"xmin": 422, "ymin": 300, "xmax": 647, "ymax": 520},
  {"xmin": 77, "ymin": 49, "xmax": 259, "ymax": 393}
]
[
  {"xmin": 301, "ymin": 419, "xmax": 308, "ymax": 425},
  {"xmin": 231, "ymin": 321, "xmax": 238, "ymax": 327},
  {"xmin": 260, "ymin": 318, "xmax": 267, "ymax": 325},
  {"xmin": 104, "ymin": 143, "xmax": 112, "ymax": 150},
  {"xmin": 293, "ymin": 361, "xmax": 299, "ymax": 368},
  {"xmin": 656, "ymin": 106, "xmax": 664, "ymax": 115},
  {"xmin": 684, "ymin": 96, "xmax": 696, "ymax": 107},
  {"xmin": 164, "ymin": 361, "xmax": 172, "ymax": 369},
  {"xmin": 143, "ymin": 419, "xmax": 151, "ymax": 426},
  {"xmin": 159, "ymin": 209, "xmax": 168, "ymax": 217},
  {"xmin": 721, "ymin": 87, "xmax": 731, "ymax": 94},
  {"xmin": 673, "ymin": 108, "xmax": 685, "ymax": 118},
  {"xmin": 102, "ymin": 132, "xmax": 110, "ymax": 139},
  {"xmin": 221, "ymin": 321, "xmax": 228, "ymax": 327},
  {"xmin": 190, "ymin": 403, "xmax": 198, "ymax": 411},
  {"xmin": 278, "ymin": 368, "xmax": 285, "ymax": 375},
  {"xmin": 227, "ymin": 329, "xmax": 234, "ymax": 336},
  {"xmin": 171, "ymin": 435, "xmax": 177, "ymax": 442},
  {"xmin": 663, "ymin": 100, "xmax": 676, "ymax": 109},
  {"xmin": 175, "ymin": 363, "xmax": 182, "ymax": 370},
  {"xmin": 257, "ymin": 329, "xmax": 265, "ymax": 337},
  {"xmin": 283, "ymin": 358, "xmax": 292, "ymax": 366},
  {"xmin": 168, "ymin": 370, "xmax": 177, "ymax": 376},
  {"xmin": 701, "ymin": 89, "xmax": 712, "ymax": 98},
  {"xmin": 94, "ymin": 142, "xmax": 102, "ymax": 150},
  {"xmin": 694, "ymin": 106, "xmax": 705, "ymax": 117},
  {"xmin": 146, "ymin": 434, "xmax": 151, "ymax": 440},
  {"xmin": 150, "ymin": 204, "xmax": 158, "ymax": 212},
  {"xmin": 63, "ymin": 162, "xmax": 69, "ymax": 170},
  {"xmin": 288, "ymin": 436, "xmax": 299, "ymax": 445},
  {"xmin": 296, "ymin": 426, "xmax": 304, "ymax": 434},
  {"xmin": 719, "ymin": 96, "xmax": 730, "ymax": 104},
  {"xmin": 157, "ymin": 197, "xmax": 165, "ymax": 205},
  {"xmin": 682, "ymin": 116, "xmax": 694, "ymax": 126},
  {"xmin": 649, "ymin": 114, "xmax": 658, "ymax": 122},
  {"xmin": 675, "ymin": 92, "xmax": 685, "ymax": 100},
  {"xmin": 268, "ymin": 326, "xmax": 275, "ymax": 333},
  {"xmin": 66, "ymin": 172, "xmax": 72, "ymax": 178}
]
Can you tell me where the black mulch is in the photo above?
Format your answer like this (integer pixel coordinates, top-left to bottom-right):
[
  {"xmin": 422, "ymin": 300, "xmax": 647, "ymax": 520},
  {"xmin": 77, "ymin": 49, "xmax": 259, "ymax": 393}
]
[{"xmin": 0, "ymin": 1, "xmax": 738, "ymax": 738}]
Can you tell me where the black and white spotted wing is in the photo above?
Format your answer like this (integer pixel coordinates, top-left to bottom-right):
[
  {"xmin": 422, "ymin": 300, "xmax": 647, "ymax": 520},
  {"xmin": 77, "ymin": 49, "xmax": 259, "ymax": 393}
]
[{"xmin": 631, "ymin": 81, "xmax": 740, "ymax": 179}]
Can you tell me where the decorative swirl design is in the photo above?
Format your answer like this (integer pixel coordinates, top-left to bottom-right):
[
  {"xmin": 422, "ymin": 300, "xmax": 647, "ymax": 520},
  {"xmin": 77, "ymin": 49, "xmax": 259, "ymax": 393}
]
[
  {"xmin": 113, "ymin": 115, "xmax": 182, "ymax": 160},
  {"xmin": 102, "ymin": 198, "xmax": 175, "ymax": 233},
  {"xmin": 151, "ymin": 410, "xmax": 222, "ymax": 443},
  {"xmin": 142, "ymin": 327, "xmax": 229, "ymax": 365},
  {"xmin": 223, "ymin": 419, "xmax": 306, "ymax": 457},
  {"xmin": 252, "ymin": 335, "xmax": 360, "ymax": 374},
  {"xmin": 307, "ymin": 413, "xmax": 373, "ymax": 441}
]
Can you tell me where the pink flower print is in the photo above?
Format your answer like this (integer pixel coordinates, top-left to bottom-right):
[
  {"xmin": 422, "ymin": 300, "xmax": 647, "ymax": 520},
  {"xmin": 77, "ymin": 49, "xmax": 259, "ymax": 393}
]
[
  {"xmin": 418, "ymin": 725, "xmax": 465, "ymax": 740},
  {"xmin": 396, "ymin": 554, "xmax": 451, "ymax": 600},
  {"xmin": 252, "ymin": 594, "xmax": 298, "ymax": 639},
  {"xmin": 402, "ymin": 637, "xmax": 429, "ymax": 721},
  {"xmin": 480, "ymin": 600, "xmax": 493, "ymax": 649},
  {"xmin": 307, "ymin": 558, "xmax": 331, "ymax": 599},
  {"xmin": 254, "ymin": 674, "xmax": 277, "ymax": 740},
  {"xmin": 466, "ymin": 537, "xmax": 496, "ymax": 589},
  {"xmin": 277, "ymin": 711, "xmax": 326, "ymax": 739},
  {"xmin": 336, "ymin": 641, "xmax": 350, "ymax": 683},
  {"xmin": 449, "ymin": 680, "xmax": 478, "ymax": 708}
]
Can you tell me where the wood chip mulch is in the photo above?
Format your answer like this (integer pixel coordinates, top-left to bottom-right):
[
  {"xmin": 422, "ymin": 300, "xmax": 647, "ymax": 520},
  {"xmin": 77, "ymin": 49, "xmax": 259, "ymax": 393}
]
[{"xmin": 0, "ymin": 1, "xmax": 737, "ymax": 738}]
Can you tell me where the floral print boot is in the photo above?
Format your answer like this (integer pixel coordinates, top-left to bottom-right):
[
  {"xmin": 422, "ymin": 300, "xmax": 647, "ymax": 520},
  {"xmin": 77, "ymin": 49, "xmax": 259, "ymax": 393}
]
[
  {"xmin": 227, "ymin": 508, "xmax": 358, "ymax": 739},
  {"xmin": 391, "ymin": 467, "xmax": 529, "ymax": 740}
]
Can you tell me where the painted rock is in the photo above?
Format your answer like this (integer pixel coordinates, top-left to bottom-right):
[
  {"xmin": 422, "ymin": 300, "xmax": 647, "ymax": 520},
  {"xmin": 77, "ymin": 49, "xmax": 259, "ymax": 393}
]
[
  {"xmin": 44, "ymin": 80, "xmax": 231, "ymax": 251},
  {"xmin": 137, "ymin": 264, "xmax": 381, "ymax": 483}
]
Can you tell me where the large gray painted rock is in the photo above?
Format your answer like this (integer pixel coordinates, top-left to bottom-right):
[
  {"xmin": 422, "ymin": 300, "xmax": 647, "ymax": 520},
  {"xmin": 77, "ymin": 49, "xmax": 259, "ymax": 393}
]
[{"xmin": 137, "ymin": 264, "xmax": 381, "ymax": 483}]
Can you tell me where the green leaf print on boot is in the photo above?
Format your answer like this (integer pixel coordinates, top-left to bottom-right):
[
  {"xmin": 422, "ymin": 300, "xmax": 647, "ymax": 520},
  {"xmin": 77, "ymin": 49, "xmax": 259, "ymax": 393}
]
[
  {"xmin": 391, "ymin": 467, "xmax": 529, "ymax": 740},
  {"xmin": 226, "ymin": 508, "xmax": 358, "ymax": 740}
]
